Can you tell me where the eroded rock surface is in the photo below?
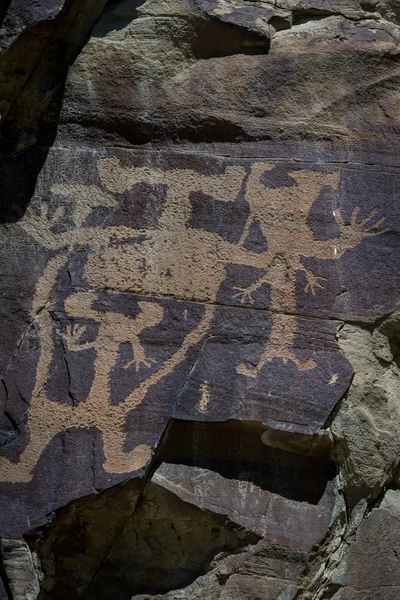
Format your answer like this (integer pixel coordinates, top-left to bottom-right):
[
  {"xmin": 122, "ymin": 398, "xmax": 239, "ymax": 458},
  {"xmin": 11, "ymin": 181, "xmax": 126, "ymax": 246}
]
[
  {"xmin": 0, "ymin": 539, "xmax": 40, "ymax": 600},
  {"xmin": 341, "ymin": 489, "xmax": 400, "ymax": 599},
  {"xmin": 0, "ymin": 0, "xmax": 400, "ymax": 598}
]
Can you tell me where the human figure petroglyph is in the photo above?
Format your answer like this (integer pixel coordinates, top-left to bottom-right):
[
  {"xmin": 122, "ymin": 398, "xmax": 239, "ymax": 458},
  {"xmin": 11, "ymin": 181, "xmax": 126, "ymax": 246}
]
[{"xmin": 0, "ymin": 157, "xmax": 389, "ymax": 481}]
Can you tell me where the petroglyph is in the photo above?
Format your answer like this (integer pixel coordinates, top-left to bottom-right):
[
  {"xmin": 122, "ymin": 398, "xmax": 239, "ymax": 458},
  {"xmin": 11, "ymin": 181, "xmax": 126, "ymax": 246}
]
[
  {"xmin": 0, "ymin": 289, "xmax": 215, "ymax": 482},
  {"xmin": 232, "ymin": 165, "xmax": 389, "ymax": 375},
  {"xmin": 0, "ymin": 156, "xmax": 389, "ymax": 481}
]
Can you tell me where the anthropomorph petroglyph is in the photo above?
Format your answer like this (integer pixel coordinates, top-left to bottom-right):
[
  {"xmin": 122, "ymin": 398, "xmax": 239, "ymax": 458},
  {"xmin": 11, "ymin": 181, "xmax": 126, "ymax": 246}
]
[{"xmin": 0, "ymin": 157, "xmax": 389, "ymax": 482}]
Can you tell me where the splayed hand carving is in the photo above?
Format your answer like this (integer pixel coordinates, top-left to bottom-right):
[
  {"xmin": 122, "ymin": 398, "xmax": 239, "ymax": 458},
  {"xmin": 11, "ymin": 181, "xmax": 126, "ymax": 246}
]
[{"xmin": 64, "ymin": 324, "xmax": 92, "ymax": 350}]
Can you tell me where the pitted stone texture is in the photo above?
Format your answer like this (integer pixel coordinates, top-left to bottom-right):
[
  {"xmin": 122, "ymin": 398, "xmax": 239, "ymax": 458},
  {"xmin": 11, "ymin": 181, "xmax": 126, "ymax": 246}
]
[
  {"xmin": 25, "ymin": 420, "xmax": 338, "ymax": 600},
  {"xmin": 0, "ymin": 0, "xmax": 400, "ymax": 596},
  {"xmin": 0, "ymin": 0, "xmax": 108, "ymax": 157},
  {"xmin": 332, "ymin": 312, "xmax": 400, "ymax": 509},
  {"xmin": 32, "ymin": 475, "xmax": 256, "ymax": 600},
  {"xmin": 1, "ymin": 145, "xmax": 400, "ymax": 536},
  {"xmin": 153, "ymin": 457, "xmax": 336, "ymax": 545},
  {"xmin": 56, "ymin": 0, "xmax": 400, "ymax": 153},
  {"xmin": 341, "ymin": 490, "xmax": 400, "ymax": 599},
  {"xmin": 0, "ymin": 539, "xmax": 40, "ymax": 600}
]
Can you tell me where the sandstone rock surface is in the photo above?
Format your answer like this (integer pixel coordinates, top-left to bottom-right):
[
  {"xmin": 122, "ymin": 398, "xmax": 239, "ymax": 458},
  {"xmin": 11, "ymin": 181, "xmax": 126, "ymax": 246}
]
[{"xmin": 0, "ymin": 0, "xmax": 400, "ymax": 598}]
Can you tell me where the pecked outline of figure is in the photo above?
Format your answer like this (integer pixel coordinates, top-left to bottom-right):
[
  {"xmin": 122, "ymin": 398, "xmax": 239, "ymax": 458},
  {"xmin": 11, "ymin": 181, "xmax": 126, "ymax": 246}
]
[
  {"xmin": 0, "ymin": 157, "xmax": 389, "ymax": 481},
  {"xmin": 232, "ymin": 164, "xmax": 389, "ymax": 375},
  {"xmin": 0, "ymin": 161, "xmax": 246, "ymax": 482}
]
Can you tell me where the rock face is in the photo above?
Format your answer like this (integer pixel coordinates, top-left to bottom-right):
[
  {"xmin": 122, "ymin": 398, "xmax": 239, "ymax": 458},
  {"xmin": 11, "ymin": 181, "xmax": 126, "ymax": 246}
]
[
  {"xmin": 0, "ymin": 539, "xmax": 40, "ymax": 600},
  {"xmin": 0, "ymin": 0, "xmax": 400, "ymax": 598}
]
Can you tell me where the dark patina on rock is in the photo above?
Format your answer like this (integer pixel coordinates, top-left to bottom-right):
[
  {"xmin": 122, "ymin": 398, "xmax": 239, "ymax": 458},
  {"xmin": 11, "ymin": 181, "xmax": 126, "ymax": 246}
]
[{"xmin": 0, "ymin": 147, "xmax": 398, "ymax": 537}]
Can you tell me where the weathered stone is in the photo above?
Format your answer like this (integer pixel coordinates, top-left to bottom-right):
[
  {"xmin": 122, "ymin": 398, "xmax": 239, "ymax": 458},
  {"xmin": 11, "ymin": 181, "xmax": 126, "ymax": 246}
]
[
  {"xmin": 332, "ymin": 313, "xmax": 400, "ymax": 509},
  {"xmin": 31, "ymin": 474, "xmax": 256, "ymax": 600},
  {"xmin": 5, "ymin": 146, "xmax": 399, "ymax": 534},
  {"xmin": 55, "ymin": 1, "xmax": 400, "ymax": 155},
  {"xmin": 0, "ymin": 0, "xmax": 400, "ymax": 597},
  {"xmin": 31, "ymin": 478, "xmax": 142, "ymax": 599},
  {"xmin": 0, "ymin": 538, "xmax": 40, "ymax": 600},
  {"xmin": 0, "ymin": 0, "xmax": 109, "ymax": 158},
  {"xmin": 339, "ymin": 490, "xmax": 400, "ymax": 599},
  {"xmin": 0, "ymin": 576, "xmax": 7, "ymax": 600},
  {"xmin": 17, "ymin": 418, "xmax": 339, "ymax": 599},
  {"xmin": 153, "ymin": 456, "xmax": 336, "ymax": 541}
]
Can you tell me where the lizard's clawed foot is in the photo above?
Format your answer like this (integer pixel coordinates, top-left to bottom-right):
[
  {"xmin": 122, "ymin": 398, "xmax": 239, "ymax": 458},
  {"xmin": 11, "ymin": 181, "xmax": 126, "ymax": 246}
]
[
  {"xmin": 237, "ymin": 352, "xmax": 317, "ymax": 376},
  {"xmin": 334, "ymin": 206, "xmax": 389, "ymax": 239},
  {"xmin": 304, "ymin": 269, "xmax": 326, "ymax": 295},
  {"xmin": 123, "ymin": 348, "xmax": 157, "ymax": 372}
]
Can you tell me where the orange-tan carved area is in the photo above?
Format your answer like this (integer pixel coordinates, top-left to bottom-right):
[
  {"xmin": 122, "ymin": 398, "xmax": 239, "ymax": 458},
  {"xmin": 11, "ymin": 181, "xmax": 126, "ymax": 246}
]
[{"xmin": 0, "ymin": 148, "xmax": 399, "ymax": 536}]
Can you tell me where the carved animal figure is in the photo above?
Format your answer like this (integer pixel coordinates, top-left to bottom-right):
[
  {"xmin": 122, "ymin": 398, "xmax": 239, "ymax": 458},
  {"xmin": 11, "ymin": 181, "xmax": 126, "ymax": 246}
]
[
  {"xmin": 0, "ymin": 157, "xmax": 388, "ymax": 481},
  {"xmin": 233, "ymin": 164, "xmax": 388, "ymax": 374}
]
